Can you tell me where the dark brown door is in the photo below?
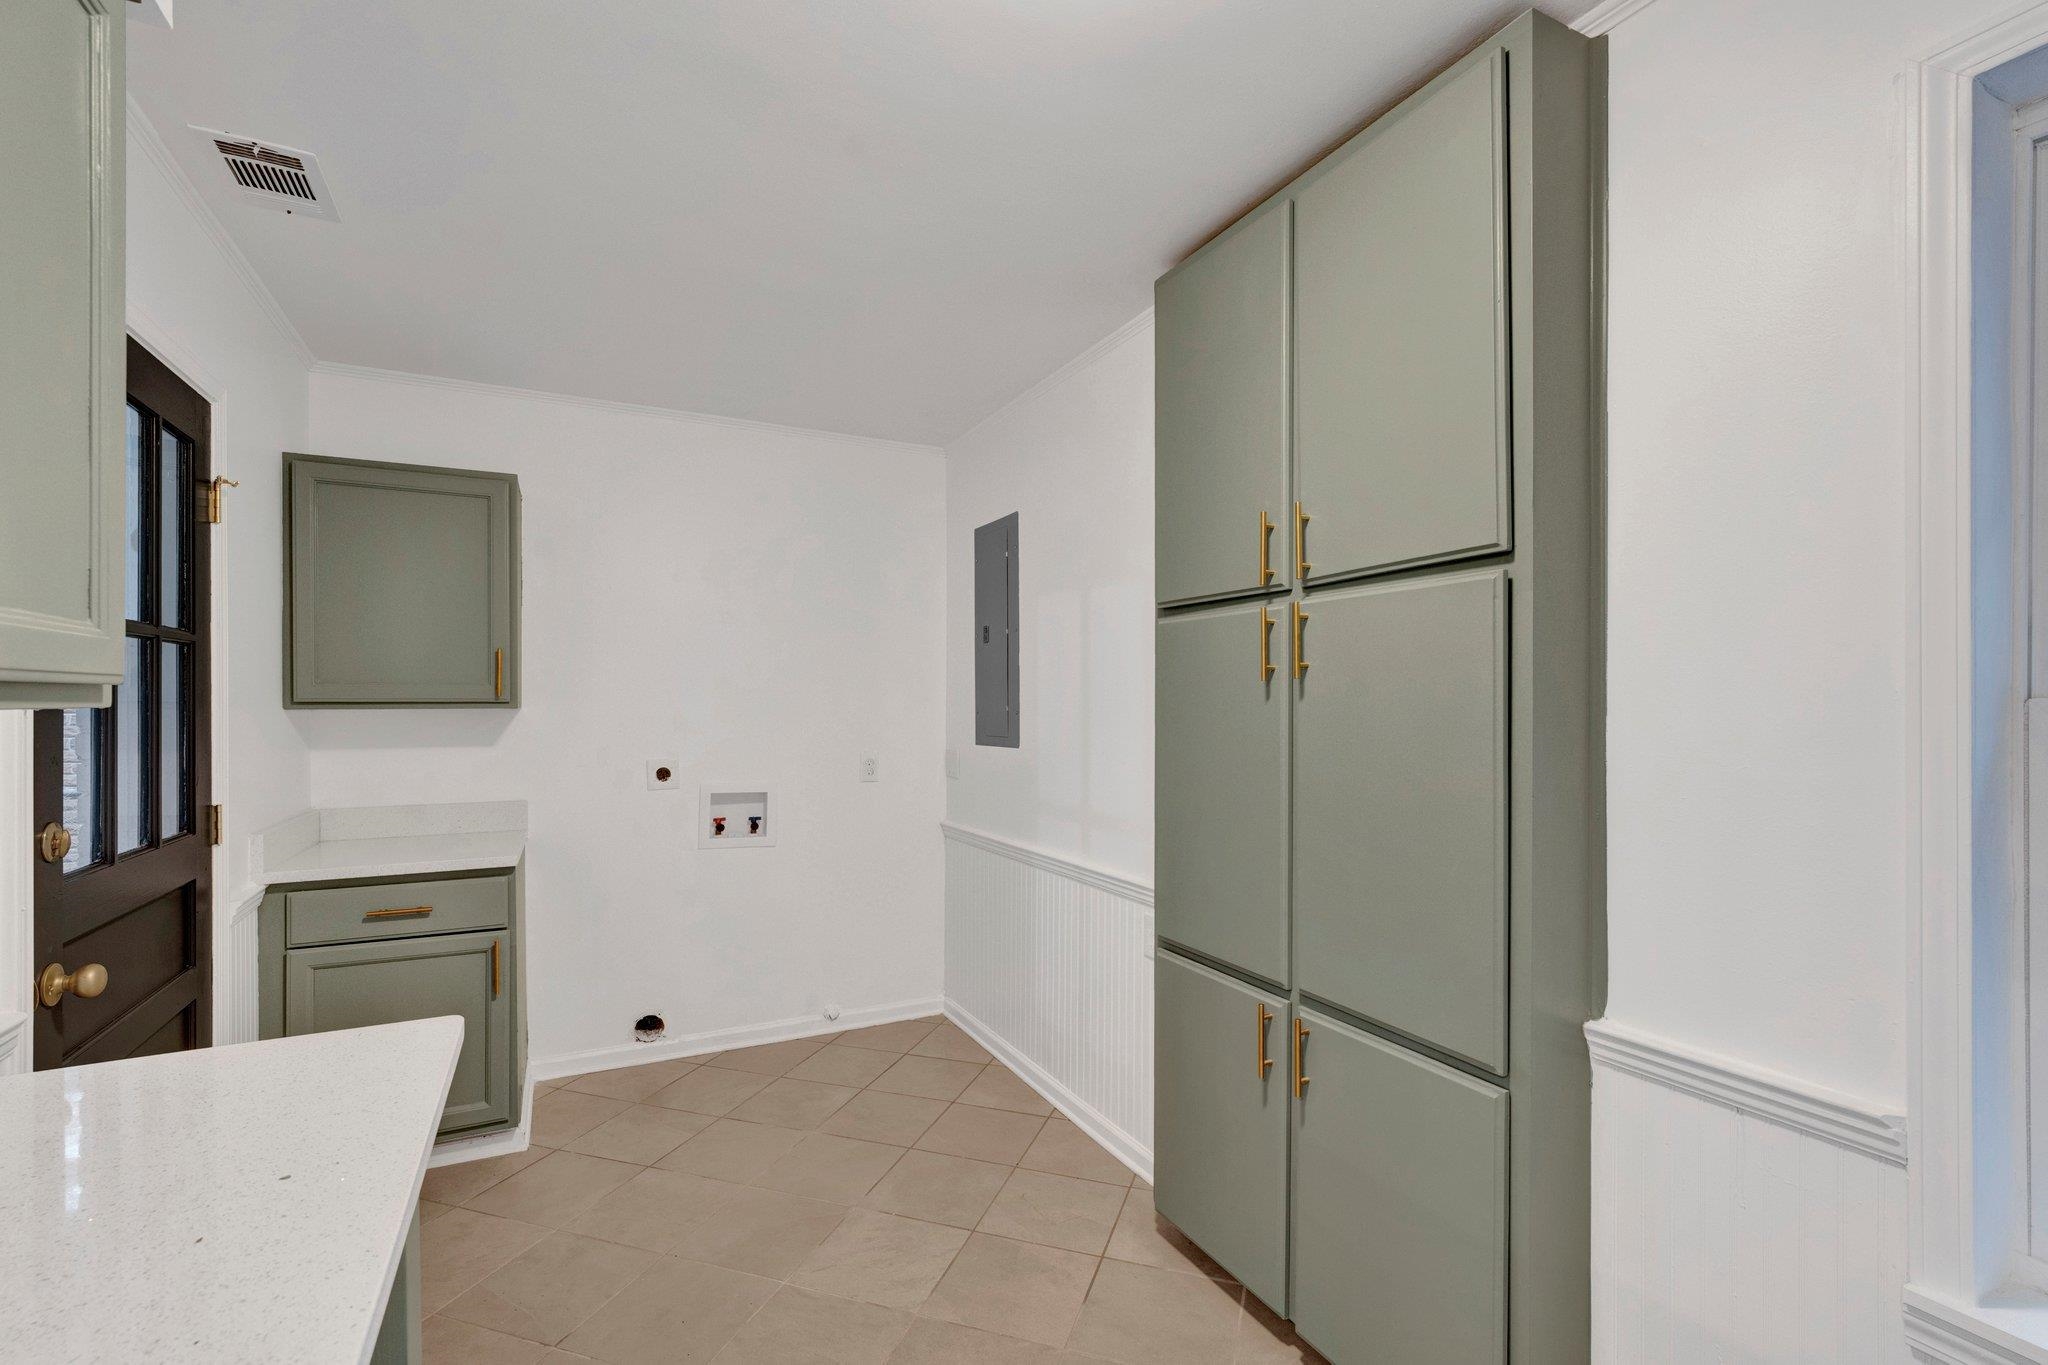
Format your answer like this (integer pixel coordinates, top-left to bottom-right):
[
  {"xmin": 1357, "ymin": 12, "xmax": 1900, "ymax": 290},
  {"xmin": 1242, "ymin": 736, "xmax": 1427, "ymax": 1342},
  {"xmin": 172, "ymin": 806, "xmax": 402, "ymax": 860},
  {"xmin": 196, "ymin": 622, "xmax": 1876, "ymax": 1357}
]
[{"xmin": 31, "ymin": 339, "xmax": 212, "ymax": 1067}]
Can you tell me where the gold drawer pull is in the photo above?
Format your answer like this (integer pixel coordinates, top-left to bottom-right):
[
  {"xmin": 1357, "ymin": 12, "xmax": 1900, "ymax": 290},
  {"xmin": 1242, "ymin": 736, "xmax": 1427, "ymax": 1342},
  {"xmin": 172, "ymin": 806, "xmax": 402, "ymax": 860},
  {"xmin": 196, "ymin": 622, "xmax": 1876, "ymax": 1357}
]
[
  {"xmin": 1259, "ymin": 605, "xmax": 1275, "ymax": 682},
  {"xmin": 1294, "ymin": 501, "xmax": 1311, "ymax": 579},
  {"xmin": 364, "ymin": 905, "xmax": 433, "ymax": 920},
  {"xmin": 1291, "ymin": 602, "xmax": 1308, "ymax": 680},
  {"xmin": 1258, "ymin": 510, "xmax": 1275, "ymax": 586},
  {"xmin": 491, "ymin": 939, "xmax": 501, "ymax": 997},
  {"xmin": 494, "ymin": 648, "xmax": 505, "ymax": 699},
  {"xmin": 1293, "ymin": 1017, "xmax": 1310, "ymax": 1099},
  {"xmin": 1256, "ymin": 1003, "xmax": 1273, "ymax": 1077}
]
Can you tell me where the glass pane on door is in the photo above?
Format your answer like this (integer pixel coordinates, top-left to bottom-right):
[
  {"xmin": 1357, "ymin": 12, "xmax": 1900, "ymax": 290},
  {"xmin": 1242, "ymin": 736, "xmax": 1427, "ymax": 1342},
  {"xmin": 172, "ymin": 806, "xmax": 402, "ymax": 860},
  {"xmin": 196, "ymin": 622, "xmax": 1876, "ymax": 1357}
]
[
  {"xmin": 116, "ymin": 638, "xmax": 150, "ymax": 854},
  {"xmin": 159, "ymin": 642, "xmax": 188, "ymax": 838},
  {"xmin": 159, "ymin": 426, "xmax": 188, "ymax": 629},
  {"xmin": 59, "ymin": 708, "xmax": 102, "ymax": 874}
]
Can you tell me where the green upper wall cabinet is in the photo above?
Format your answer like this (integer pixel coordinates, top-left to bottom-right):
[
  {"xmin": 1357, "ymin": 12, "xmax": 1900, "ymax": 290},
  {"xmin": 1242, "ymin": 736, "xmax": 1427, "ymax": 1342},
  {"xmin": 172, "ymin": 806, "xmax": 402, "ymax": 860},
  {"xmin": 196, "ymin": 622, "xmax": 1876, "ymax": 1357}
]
[
  {"xmin": 1294, "ymin": 52, "xmax": 1509, "ymax": 584},
  {"xmin": 286, "ymin": 454, "xmax": 521, "ymax": 707},
  {"xmin": 1155, "ymin": 203, "xmax": 1290, "ymax": 607},
  {"xmin": 0, "ymin": 1, "xmax": 125, "ymax": 709},
  {"xmin": 1155, "ymin": 600, "xmax": 1289, "ymax": 984}
]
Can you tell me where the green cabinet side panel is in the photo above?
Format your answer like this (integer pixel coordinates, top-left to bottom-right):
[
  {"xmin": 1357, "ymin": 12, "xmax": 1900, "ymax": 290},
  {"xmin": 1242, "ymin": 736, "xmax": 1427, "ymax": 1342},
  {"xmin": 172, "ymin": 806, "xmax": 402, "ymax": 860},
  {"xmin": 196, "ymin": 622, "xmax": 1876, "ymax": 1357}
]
[
  {"xmin": 286, "ymin": 454, "xmax": 520, "ymax": 707},
  {"xmin": 0, "ymin": 0, "xmax": 124, "ymax": 706},
  {"xmin": 1294, "ymin": 53, "xmax": 1509, "ymax": 582},
  {"xmin": 1154, "ymin": 949, "xmax": 1290, "ymax": 1312},
  {"xmin": 283, "ymin": 929, "xmax": 514, "ymax": 1136},
  {"xmin": 1294, "ymin": 571, "xmax": 1507, "ymax": 1072},
  {"xmin": 1291, "ymin": 1008, "xmax": 1507, "ymax": 1365},
  {"xmin": 1155, "ymin": 203, "xmax": 1291, "ymax": 606},
  {"xmin": 1155, "ymin": 601, "xmax": 1289, "ymax": 984}
]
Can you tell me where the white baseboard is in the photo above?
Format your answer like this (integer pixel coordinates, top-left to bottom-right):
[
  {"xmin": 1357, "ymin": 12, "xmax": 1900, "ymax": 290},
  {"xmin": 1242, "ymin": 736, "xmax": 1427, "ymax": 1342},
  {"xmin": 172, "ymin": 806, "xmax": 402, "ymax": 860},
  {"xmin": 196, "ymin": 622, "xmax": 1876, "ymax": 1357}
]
[
  {"xmin": 945, "ymin": 996, "xmax": 1152, "ymax": 1185},
  {"xmin": 527, "ymin": 995, "xmax": 944, "ymax": 1082}
]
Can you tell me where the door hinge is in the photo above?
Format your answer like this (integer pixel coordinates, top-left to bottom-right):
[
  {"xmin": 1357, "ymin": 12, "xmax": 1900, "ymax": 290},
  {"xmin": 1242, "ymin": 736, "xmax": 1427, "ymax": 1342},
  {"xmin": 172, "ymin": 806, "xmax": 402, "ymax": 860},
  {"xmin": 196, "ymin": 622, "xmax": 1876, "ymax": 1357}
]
[
  {"xmin": 207, "ymin": 804, "xmax": 224, "ymax": 846},
  {"xmin": 204, "ymin": 476, "xmax": 239, "ymax": 525}
]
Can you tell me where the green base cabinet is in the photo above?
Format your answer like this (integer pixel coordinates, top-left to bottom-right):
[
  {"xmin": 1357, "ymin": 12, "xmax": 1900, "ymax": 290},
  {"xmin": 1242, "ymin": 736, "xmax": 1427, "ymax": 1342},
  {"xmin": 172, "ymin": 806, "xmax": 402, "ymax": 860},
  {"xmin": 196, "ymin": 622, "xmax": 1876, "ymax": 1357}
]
[
  {"xmin": 1154, "ymin": 949, "xmax": 1289, "ymax": 1312},
  {"xmin": 1291, "ymin": 1008, "xmax": 1508, "ymax": 1365},
  {"xmin": 1153, "ymin": 11, "xmax": 1601, "ymax": 1364},
  {"xmin": 261, "ymin": 866, "xmax": 525, "ymax": 1142}
]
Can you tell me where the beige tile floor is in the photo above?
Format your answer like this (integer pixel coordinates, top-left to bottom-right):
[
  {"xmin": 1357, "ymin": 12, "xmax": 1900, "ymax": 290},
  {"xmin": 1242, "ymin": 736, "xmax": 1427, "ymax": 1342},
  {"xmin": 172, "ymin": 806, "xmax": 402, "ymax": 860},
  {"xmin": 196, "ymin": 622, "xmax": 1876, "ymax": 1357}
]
[{"xmin": 417, "ymin": 1016, "xmax": 1325, "ymax": 1364}]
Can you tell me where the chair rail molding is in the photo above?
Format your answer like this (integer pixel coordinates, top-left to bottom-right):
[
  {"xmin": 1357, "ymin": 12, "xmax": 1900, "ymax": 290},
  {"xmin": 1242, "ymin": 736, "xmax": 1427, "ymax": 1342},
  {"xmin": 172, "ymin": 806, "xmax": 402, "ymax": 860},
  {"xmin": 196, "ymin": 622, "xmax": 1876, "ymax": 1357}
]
[
  {"xmin": 937, "ymin": 822, "xmax": 1153, "ymax": 905},
  {"xmin": 1907, "ymin": 4, "xmax": 2048, "ymax": 1353},
  {"xmin": 1585, "ymin": 1019, "xmax": 1906, "ymax": 1166}
]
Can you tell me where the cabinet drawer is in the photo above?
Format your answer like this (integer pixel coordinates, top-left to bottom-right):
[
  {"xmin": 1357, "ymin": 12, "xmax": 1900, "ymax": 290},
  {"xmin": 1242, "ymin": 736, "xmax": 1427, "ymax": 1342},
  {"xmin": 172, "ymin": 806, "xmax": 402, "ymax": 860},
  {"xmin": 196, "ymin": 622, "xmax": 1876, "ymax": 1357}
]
[{"xmin": 285, "ymin": 874, "xmax": 511, "ymax": 947}]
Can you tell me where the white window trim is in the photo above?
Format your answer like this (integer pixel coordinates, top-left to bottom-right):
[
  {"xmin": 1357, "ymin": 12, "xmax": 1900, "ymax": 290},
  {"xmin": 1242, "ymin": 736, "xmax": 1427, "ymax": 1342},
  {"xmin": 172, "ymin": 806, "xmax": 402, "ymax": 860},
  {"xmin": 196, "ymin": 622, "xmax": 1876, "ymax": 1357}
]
[{"xmin": 1909, "ymin": 6, "xmax": 2048, "ymax": 1358}]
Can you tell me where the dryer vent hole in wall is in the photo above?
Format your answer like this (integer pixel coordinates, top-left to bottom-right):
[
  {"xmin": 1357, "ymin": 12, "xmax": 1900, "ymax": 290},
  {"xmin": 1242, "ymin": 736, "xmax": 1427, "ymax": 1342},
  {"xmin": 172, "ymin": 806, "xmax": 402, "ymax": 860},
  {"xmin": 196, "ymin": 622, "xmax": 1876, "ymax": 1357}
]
[{"xmin": 634, "ymin": 1014, "xmax": 666, "ymax": 1043}]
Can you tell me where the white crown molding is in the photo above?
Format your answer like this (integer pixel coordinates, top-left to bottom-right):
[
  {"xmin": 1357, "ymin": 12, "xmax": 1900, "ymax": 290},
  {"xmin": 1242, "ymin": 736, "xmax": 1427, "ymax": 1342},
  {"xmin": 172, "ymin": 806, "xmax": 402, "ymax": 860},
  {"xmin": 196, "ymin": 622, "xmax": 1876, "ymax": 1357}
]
[
  {"xmin": 124, "ymin": 96, "xmax": 315, "ymax": 369},
  {"xmin": 307, "ymin": 360, "xmax": 945, "ymax": 459},
  {"xmin": 1585, "ymin": 1018, "xmax": 1907, "ymax": 1167},
  {"xmin": 944, "ymin": 308, "xmax": 1154, "ymax": 450},
  {"xmin": 1569, "ymin": 0, "xmax": 1664, "ymax": 37},
  {"xmin": 939, "ymin": 821, "xmax": 1154, "ymax": 906},
  {"xmin": 1905, "ymin": 1289, "xmax": 2048, "ymax": 1365}
]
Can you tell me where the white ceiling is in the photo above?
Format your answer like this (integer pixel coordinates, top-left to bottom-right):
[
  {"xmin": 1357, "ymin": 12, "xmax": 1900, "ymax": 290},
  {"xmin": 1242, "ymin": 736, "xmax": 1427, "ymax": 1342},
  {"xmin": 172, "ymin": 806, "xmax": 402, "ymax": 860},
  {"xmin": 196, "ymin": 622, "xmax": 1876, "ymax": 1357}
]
[{"xmin": 130, "ymin": 1, "xmax": 1595, "ymax": 445}]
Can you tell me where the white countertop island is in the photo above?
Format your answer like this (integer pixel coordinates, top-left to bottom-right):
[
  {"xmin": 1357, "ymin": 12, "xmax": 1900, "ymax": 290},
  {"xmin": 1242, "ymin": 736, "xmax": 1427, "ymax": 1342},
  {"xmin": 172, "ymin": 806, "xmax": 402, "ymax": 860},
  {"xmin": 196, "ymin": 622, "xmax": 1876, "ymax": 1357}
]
[{"xmin": 0, "ymin": 1018, "xmax": 461, "ymax": 1363}]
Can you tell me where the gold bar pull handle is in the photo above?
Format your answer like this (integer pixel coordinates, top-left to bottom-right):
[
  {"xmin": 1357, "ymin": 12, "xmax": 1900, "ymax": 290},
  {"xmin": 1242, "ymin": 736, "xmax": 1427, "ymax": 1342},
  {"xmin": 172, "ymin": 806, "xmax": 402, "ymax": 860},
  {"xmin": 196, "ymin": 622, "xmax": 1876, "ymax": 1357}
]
[
  {"xmin": 1293, "ymin": 1017, "xmax": 1310, "ymax": 1099},
  {"xmin": 1256, "ymin": 1004, "xmax": 1274, "ymax": 1077},
  {"xmin": 1258, "ymin": 510, "xmax": 1275, "ymax": 586},
  {"xmin": 494, "ymin": 648, "xmax": 505, "ymax": 699},
  {"xmin": 1259, "ymin": 606, "xmax": 1275, "ymax": 682},
  {"xmin": 1291, "ymin": 602, "xmax": 1308, "ymax": 680},
  {"xmin": 364, "ymin": 905, "xmax": 432, "ymax": 920},
  {"xmin": 491, "ymin": 939, "xmax": 501, "ymax": 997},
  {"xmin": 1294, "ymin": 501, "xmax": 1311, "ymax": 580}
]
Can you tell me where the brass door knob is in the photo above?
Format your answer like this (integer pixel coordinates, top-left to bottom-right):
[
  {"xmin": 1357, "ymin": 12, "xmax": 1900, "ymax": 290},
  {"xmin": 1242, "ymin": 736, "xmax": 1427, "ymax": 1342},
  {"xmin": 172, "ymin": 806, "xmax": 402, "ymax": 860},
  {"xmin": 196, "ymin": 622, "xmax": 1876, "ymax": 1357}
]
[
  {"xmin": 38, "ymin": 961, "xmax": 108, "ymax": 1009},
  {"xmin": 37, "ymin": 823, "xmax": 71, "ymax": 864}
]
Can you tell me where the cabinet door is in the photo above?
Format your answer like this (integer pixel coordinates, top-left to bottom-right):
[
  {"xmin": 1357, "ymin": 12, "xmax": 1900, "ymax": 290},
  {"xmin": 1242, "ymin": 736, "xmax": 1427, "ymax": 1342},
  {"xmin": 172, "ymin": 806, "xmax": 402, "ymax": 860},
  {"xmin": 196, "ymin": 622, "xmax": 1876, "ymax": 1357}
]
[
  {"xmin": 1155, "ymin": 203, "xmax": 1290, "ymax": 606},
  {"xmin": 0, "ymin": 0, "xmax": 124, "ymax": 708},
  {"xmin": 1154, "ymin": 950, "xmax": 1289, "ymax": 1311},
  {"xmin": 1294, "ymin": 572, "xmax": 1506, "ymax": 1072},
  {"xmin": 1294, "ymin": 54, "xmax": 1508, "ymax": 582},
  {"xmin": 1292, "ymin": 1008, "xmax": 1507, "ymax": 1365},
  {"xmin": 284, "ymin": 929, "xmax": 513, "ymax": 1135},
  {"xmin": 1156, "ymin": 600, "xmax": 1288, "ymax": 984},
  {"xmin": 286, "ymin": 455, "xmax": 519, "ymax": 707}
]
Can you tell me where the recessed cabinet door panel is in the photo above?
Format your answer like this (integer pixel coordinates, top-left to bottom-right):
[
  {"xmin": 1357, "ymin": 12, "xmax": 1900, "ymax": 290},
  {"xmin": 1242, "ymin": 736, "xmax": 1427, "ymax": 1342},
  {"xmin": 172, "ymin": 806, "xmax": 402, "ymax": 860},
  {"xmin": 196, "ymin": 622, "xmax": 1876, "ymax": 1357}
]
[
  {"xmin": 1292, "ymin": 1008, "xmax": 1507, "ymax": 1365},
  {"xmin": 0, "ymin": 0, "xmax": 124, "ymax": 705},
  {"xmin": 287, "ymin": 456, "xmax": 518, "ymax": 706},
  {"xmin": 1155, "ymin": 204, "xmax": 1290, "ymax": 606},
  {"xmin": 284, "ymin": 930, "xmax": 512, "ymax": 1135},
  {"xmin": 1294, "ymin": 54, "xmax": 1508, "ymax": 581},
  {"xmin": 1155, "ymin": 950, "xmax": 1289, "ymax": 1311},
  {"xmin": 1156, "ymin": 601, "xmax": 1288, "ymax": 984},
  {"xmin": 1294, "ymin": 571, "xmax": 1506, "ymax": 1072}
]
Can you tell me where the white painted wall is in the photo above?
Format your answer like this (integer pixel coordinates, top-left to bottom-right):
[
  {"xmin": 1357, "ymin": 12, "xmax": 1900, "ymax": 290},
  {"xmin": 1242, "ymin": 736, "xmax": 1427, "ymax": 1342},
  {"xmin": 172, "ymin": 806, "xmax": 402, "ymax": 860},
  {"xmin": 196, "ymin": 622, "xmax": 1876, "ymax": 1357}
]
[
  {"xmin": 943, "ymin": 313, "xmax": 1156, "ymax": 884},
  {"xmin": 302, "ymin": 369, "xmax": 948, "ymax": 1067}
]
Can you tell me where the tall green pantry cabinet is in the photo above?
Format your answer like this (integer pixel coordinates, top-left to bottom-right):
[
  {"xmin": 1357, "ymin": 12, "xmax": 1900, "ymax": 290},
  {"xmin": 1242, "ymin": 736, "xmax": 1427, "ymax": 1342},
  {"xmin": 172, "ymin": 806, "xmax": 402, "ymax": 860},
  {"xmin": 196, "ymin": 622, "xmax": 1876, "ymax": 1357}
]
[{"xmin": 1152, "ymin": 13, "xmax": 1603, "ymax": 1364}]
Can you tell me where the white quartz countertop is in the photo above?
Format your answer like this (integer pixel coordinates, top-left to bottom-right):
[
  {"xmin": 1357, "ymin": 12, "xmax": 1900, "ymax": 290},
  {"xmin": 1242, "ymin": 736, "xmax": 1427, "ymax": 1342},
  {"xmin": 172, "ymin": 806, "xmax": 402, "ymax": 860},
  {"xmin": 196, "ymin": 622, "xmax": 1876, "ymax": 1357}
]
[
  {"xmin": 255, "ymin": 800, "xmax": 527, "ymax": 885},
  {"xmin": 0, "ymin": 1018, "xmax": 461, "ymax": 1364}
]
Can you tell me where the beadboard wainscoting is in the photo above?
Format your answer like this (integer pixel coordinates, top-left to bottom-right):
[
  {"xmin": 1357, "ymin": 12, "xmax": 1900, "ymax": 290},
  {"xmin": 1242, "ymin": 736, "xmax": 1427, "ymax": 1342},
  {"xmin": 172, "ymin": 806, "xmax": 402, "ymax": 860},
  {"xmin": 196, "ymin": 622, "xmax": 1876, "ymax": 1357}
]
[
  {"xmin": 940, "ymin": 822, "xmax": 1154, "ymax": 1181},
  {"xmin": 1588, "ymin": 1019, "xmax": 1911, "ymax": 1364},
  {"xmin": 221, "ymin": 893, "xmax": 262, "ymax": 1046}
]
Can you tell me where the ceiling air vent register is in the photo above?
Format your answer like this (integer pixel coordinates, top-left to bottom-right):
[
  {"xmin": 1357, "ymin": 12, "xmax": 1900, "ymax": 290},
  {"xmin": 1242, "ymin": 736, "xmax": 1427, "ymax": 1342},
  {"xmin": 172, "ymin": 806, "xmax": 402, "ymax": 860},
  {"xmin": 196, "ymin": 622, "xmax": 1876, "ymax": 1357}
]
[{"xmin": 192, "ymin": 128, "xmax": 339, "ymax": 221}]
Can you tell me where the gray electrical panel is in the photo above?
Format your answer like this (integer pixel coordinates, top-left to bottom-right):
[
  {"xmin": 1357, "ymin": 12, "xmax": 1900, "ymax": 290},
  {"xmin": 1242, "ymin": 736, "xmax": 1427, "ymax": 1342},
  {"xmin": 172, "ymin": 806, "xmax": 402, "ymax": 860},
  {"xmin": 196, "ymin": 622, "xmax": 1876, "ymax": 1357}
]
[{"xmin": 974, "ymin": 513, "xmax": 1020, "ymax": 747}]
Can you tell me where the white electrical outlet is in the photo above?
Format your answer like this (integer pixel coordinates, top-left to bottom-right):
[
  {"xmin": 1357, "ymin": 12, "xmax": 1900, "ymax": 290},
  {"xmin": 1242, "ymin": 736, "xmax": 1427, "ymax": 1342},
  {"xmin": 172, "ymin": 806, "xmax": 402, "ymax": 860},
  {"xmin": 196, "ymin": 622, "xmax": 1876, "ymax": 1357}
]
[
  {"xmin": 646, "ymin": 761, "xmax": 680, "ymax": 791},
  {"xmin": 859, "ymin": 755, "xmax": 879, "ymax": 783}
]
